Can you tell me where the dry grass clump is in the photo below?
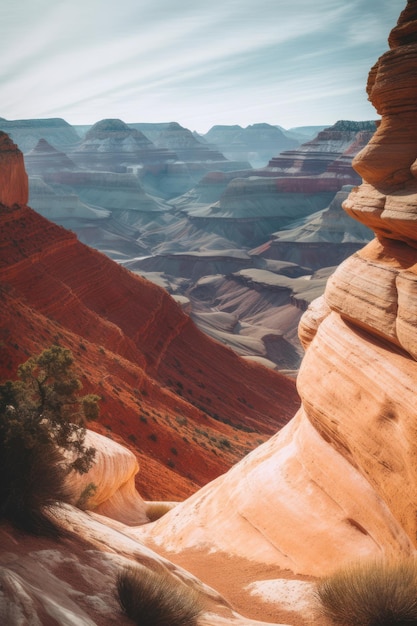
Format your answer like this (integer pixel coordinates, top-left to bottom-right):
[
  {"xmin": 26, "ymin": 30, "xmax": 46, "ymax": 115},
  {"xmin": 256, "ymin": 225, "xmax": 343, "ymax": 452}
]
[
  {"xmin": 316, "ymin": 558, "xmax": 417, "ymax": 625},
  {"xmin": 116, "ymin": 565, "xmax": 202, "ymax": 626},
  {"xmin": 145, "ymin": 501, "xmax": 177, "ymax": 522}
]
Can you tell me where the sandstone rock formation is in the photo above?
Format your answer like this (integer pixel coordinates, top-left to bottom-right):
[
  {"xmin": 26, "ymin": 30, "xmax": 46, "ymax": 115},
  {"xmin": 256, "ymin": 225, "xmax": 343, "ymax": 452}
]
[
  {"xmin": 155, "ymin": 121, "xmax": 227, "ymax": 162},
  {"xmin": 0, "ymin": 131, "xmax": 28, "ymax": 206},
  {"xmin": 0, "ymin": 171, "xmax": 299, "ymax": 501},
  {"xmin": 10, "ymin": 115, "xmax": 376, "ymax": 374},
  {"xmin": 138, "ymin": 0, "xmax": 417, "ymax": 579},
  {"xmin": 67, "ymin": 429, "xmax": 149, "ymax": 525},
  {"xmin": 2, "ymin": 3, "xmax": 416, "ymax": 624}
]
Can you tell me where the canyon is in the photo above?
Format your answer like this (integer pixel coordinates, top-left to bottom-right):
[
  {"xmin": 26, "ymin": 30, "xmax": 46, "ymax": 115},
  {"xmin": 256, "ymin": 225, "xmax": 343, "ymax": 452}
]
[
  {"xmin": 0, "ymin": 116, "xmax": 375, "ymax": 373},
  {"xmin": 1, "ymin": 2, "xmax": 417, "ymax": 624}
]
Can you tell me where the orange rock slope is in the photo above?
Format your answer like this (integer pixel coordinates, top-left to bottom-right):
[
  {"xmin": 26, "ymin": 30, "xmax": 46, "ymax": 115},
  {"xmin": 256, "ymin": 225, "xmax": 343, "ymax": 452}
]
[
  {"xmin": 0, "ymin": 137, "xmax": 299, "ymax": 502},
  {"xmin": 140, "ymin": 0, "xmax": 417, "ymax": 576}
]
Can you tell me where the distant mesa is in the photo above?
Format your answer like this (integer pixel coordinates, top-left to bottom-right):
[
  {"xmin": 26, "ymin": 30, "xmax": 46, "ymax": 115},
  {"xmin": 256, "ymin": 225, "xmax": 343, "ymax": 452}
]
[
  {"xmin": 0, "ymin": 116, "xmax": 81, "ymax": 152},
  {"xmin": 155, "ymin": 121, "xmax": 228, "ymax": 162},
  {"xmin": 266, "ymin": 119, "xmax": 376, "ymax": 178},
  {"xmin": 203, "ymin": 122, "xmax": 300, "ymax": 168},
  {"xmin": 84, "ymin": 118, "xmax": 152, "ymax": 144},
  {"xmin": 24, "ymin": 138, "xmax": 77, "ymax": 174},
  {"xmin": 70, "ymin": 117, "xmax": 177, "ymax": 171}
]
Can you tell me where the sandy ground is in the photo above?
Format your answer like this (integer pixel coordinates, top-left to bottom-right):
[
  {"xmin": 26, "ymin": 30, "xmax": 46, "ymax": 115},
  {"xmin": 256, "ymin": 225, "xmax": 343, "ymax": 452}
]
[
  {"xmin": 146, "ymin": 541, "xmax": 327, "ymax": 625},
  {"xmin": 0, "ymin": 523, "xmax": 329, "ymax": 625}
]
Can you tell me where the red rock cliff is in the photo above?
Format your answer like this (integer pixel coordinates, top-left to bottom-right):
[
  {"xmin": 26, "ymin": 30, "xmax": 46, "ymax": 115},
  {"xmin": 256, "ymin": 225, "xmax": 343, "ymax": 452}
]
[
  {"xmin": 0, "ymin": 131, "xmax": 28, "ymax": 206},
  {"xmin": 0, "ymin": 153, "xmax": 299, "ymax": 499}
]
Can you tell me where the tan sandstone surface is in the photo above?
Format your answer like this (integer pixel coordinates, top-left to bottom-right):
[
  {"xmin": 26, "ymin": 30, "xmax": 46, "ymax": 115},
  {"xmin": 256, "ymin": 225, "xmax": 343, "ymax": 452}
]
[{"xmin": 136, "ymin": 0, "xmax": 417, "ymax": 585}]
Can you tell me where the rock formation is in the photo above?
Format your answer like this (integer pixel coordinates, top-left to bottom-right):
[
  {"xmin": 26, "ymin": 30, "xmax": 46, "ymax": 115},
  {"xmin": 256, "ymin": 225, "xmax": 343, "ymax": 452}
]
[
  {"xmin": 0, "ymin": 131, "xmax": 28, "ymax": 206},
  {"xmin": 0, "ymin": 159, "xmax": 299, "ymax": 500},
  {"xmin": 121, "ymin": 132, "xmax": 377, "ymax": 371},
  {"xmin": 267, "ymin": 119, "xmax": 376, "ymax": 179},
  {"xmin": 24, "ymin": 138, "xmax": 77, "ymax": 173},
  {"xmin": 139, "ymin": 0, "xmax": 417, "ymax": 578},
  {"xmin": 70, "ymin": 118, "xmax": 176, "ymax": 171},
  {"xmin": 2, "ymin": 4, "xmax": 417, "ymax": 625},
  {"xmin": 0, "ymin": 117, "xmax": 81, "ymax": 152},
  {"xmin": 203, "ymin": 123, "xmax": 299, "ymax": 168},
  {"xmin": 251, "ymin": 185, "xmax": 374, "ymax": 270},
  {"xmin": 155, "ymin": 121, "xmax": 227, "ymax": 162},
  {"xmin": 28, "ymin": 175, "xmax": 111, "ymax": 225}
]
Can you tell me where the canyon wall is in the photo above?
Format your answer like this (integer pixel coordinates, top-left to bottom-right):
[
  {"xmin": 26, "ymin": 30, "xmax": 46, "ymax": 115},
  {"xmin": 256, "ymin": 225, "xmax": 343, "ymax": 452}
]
[
  {"xmin": 0, "ymin": 132, "xmax": 28, "ymax": 206},
  {"xmin": 0, "ymin": 171, "xmax": 299, "ymax": 501},
  {"xmin": 140, "ymin": 0, "xmax": 417, "ymax": 576}
]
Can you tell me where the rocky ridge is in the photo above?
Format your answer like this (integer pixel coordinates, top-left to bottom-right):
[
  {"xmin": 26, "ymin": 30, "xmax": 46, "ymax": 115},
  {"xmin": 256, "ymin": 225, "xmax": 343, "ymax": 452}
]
[
  {"xmin": 0, "ymin": 117, "xmax": 81, "ymax": 152},
  {"xmin": 0, "ymin": 136, "xmax": 299, "ymax": 502},
  {"xmin": 203, "ymin": 123, "xmax": 300, "ymax": 168},
  {"xmin": 10, "ymin": 115, "xmax": 377, "ymax": 371}
]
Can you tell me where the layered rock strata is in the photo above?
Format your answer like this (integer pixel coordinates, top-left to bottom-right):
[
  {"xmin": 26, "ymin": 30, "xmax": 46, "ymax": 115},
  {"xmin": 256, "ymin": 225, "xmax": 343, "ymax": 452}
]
[
  {"xmin": 0, "ymin": 131, "xmax": 28, "ymax": 206},
  {"xmin": 70, "ymin": 118, "xmax": 177, "ymax": 171},
  {"xmin": 24, "ymin": 138, "xmax": 77, "ymax": 173},
  {"xmin": 203, "ymin": 123, "xmax": 299, "ymax": 168},
  {"xmin": 0, "ymin": 143, "xmax": 300, "ymax": 500},
  {"xmin": 251, "ymin": 185, "xmax": 374, "ymax": 270},
  {"xmin": 267, "ymin": 119, "xmax": 376, "ymax": 180},
  {"xmin": 0, "ymin": 117, "xmax": 81, "ymax": 152},
  {"xmin": 140, "ymin": 0, "xmax": 417, "ymax": 576}
]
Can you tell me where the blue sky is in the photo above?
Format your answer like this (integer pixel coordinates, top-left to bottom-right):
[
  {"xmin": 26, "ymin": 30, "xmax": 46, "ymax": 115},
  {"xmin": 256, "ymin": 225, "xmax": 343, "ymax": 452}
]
[{"xmin": 1, "ymin": 0, "xmax": 406, "ymax": 132}]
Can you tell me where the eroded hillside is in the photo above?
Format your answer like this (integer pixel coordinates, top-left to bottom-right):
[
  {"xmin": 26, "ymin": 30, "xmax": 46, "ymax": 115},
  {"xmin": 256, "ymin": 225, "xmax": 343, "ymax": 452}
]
[{"xmin": 0, "ymin": 132, "xmax": 299, "ymax": 501}]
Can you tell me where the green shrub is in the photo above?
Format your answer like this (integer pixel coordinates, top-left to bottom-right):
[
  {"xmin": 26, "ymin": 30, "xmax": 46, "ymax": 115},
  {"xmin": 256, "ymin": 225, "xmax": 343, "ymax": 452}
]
[
  {"xmin": 316, "ymin": 558, "xmax": 417, "ymax": 625},
  {"xmin": 117, "ymin": 566, "xmax": 202, "ymax": 626},
  {"xmin": 76, "ymin": 482, "xmax": 97, "ymax": 510},
  {"xmin": 0, "ymin": 345, "xmax": 99, "ymax": 535}
]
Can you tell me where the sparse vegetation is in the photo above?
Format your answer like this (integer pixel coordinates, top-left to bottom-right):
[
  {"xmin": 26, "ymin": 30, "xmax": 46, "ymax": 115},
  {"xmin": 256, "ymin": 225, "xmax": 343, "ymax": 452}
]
[
  {"xmin": 0, "ymin": 345, "xmax": 99, "ymax": 535},
  {"xmin": 146, "ymin": 501, "xmax": 176, "ymax": 521},
  {"xmin": 76, "ymin": 482, "xmax": 97, "ymax": 510},
  {"xmin": 316, "ymin": 558, "xmax": 417, "ymax": 625},
  {"xmin": 116, "ymin": 565, "xmax": 202, "ymax": 626}
]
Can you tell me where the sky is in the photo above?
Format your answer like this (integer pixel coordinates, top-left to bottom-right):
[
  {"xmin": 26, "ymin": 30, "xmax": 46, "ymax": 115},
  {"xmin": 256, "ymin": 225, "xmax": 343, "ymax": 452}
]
[{"xmin": 0, "ymin": 0, "xmax": 406, "ymax": 133}]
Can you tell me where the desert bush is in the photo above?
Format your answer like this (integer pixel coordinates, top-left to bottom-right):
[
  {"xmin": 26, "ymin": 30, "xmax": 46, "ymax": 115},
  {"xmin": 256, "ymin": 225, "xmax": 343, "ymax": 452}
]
[
  {"xmin": 0, "ymin": 345, "xmax": 99, "ymax": 535},
  {"xmin": 145, "ymin": 501, "xmax": 177, "ymax": 522},
  {"xmin": 117, "ymin": 565, "xmax": 202, "ymax": 626},
  {"xmin": 76, "ymin": 482, "xmax": 98, "ymax": 510},
  {"xmin": 316, "ymin": 558, "xmax": 417, "ymax": 625}
]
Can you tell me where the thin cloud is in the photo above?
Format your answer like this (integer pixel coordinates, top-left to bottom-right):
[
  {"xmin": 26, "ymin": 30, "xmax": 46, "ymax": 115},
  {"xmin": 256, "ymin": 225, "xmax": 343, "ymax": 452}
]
[{"xmin": 0, "ymin": 0, "xmax": 406, "ymax": 130}]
